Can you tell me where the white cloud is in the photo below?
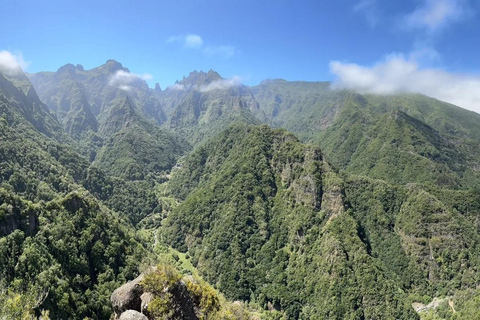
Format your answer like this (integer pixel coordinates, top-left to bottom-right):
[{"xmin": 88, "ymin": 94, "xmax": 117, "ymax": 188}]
[
  {"xmin": 404, "ymin": 0, "xmax": 469, "ymax": 32},
  {"xmin": 166, "ymin": 83, "xmax": 186, "ymax": 91},
  {"xmin": 108, "ymin": 70, "xmax": 152, "ymax": 88},
  {"xmin": 354, "ymin": 0, "xmax": 379, "ymax": 28},
  {"xmin": 330, "ymin": 54, "xmax": 480, "ymax": 113},
  {"xmin": 119, "ymin": 85, "xmax": 132, "ymax": 91},
  {"xmin": 0, "ymin": 50, "xmax": 29, "ymax": 75},
  {"xmin": 199, "ymin": 76, "xmax": 242, "ymax": 92},
  {"xmin": 166, "ymin": 35, "xmax": 183, "ymax": 44},
  {"xmin": 167, "ymin": 34, "xmax": 236, "ymax": 57},
  {"xmin": 204, "ymin": 45, "xmax": 236, "ymax": 58},
  {"xmin": 185, "ymin": 34, "xmax": 203, "ymax": 48},
  {"xmin": 141, "ymin": 73, "xmax": 153, "ymax": 81},
  {"xmin": 167, "ymin": 34, "xmax": 203, "ymax": 49}
]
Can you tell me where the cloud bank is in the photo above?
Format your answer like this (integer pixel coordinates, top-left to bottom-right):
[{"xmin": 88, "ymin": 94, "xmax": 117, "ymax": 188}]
[
  {"xmin": 109, "ymin": 70, "xmax": 152, "ymax": 91},
  {"xmin": 167, "ymin": 34, "xmax": 236, "ymax": 58},
  {"xmin": 404, "ymin": 0, "xmax": 469, "ymax": 32},
  {"xmin": 354, "ymin": 0, "xmax": 379, "ymax": 28},
  {"xmin": 166, "ymin": 83, "xmax": 186, "ymax": 91},
  {"xmin": 167, "ymin": 34, "xmax": 203, "ymax": 49},
  {"xmin": 204, "ymin": 45, "xmax": 236, "ymax": 59},
  {"xmin": 0, "ymin": 50, "xmax": 29, "ymax": 75},
  {"xmin": 330, "ymin": 54, "xmax": 480, "ymax": 113},
  {"xmin": 199, "ymin": 76, "xmax": 242, "ymax": 92}
]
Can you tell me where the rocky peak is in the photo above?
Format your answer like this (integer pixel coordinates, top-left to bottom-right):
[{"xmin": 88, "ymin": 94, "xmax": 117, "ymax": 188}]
[
  {"xmin": 101, "ymin": 59, "xmax": 129, "ymax": 74},
  {"xmin": 154, "ymin": 82, "xmax": 162, "ymax": 92},
  {"xmin": 57, "ymin": 63, "xmax": 76, "ymax": 74},
  {"xmin": 179, "ymin": 69, "xmax": 222, "ymax": 87},
  {"xmin": 55, "ymin": 63, "xmax": 86, "ymax": 75}
]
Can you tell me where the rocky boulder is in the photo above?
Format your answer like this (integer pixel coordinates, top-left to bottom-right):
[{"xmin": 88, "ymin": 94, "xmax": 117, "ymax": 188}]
[
  {"xmin": 119, "ymin": 310, "xmax": 148, "ymax": 320},
  {"xmin": 111, "ymin": 273, "xmax": 145, "ymax": 319}
]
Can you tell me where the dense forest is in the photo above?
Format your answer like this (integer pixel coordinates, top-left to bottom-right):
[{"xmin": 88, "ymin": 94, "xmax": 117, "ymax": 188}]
[{"xmin": 1, "ymin": 61, "xmax": 479, "ymax": 319}]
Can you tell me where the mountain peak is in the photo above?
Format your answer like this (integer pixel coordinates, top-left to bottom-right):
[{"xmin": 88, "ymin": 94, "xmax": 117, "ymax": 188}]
[
  {"xmin": 57, "ymin": 63, "xmax": 76, "ymax": 74},
  {"xmin": 179, "ymin": 69, "xmax": 222, "ymax": 87},
  {"xmin": 101, "ymin": 59, "xmax": 128, "ymax": 73},
  {"xmin": 56, "ymin": 63, "xmax": 86, "ymax": 75}
]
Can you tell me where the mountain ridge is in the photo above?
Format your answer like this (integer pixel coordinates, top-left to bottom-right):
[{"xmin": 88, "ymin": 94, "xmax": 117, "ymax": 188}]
[{"xmin": 2, "ymin": 60, "xmax": 478, "ymax": 319}]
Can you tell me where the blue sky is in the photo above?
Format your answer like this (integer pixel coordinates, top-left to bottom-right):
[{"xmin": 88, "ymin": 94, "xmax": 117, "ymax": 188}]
[{"xmin": 1, "ymin": 0, "xmax": 480, "ymax": 111}]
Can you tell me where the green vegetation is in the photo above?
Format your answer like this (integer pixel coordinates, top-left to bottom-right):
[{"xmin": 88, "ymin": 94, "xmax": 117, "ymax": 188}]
[
  {"xmin": 162, "ymin": 71, "xmax": 261, "ymax": 146},
  {"xmin": 252, "ymin": 81, "xmax": 480, "ymax": 188},
  {"xmin": 1, "ymin": 65, "xmax": 478, "ymax": 320},
  {"xmin": 0, "ymin": 189, "xmax": 149, "ymax": 319},
  {"xmin": 161, "ymin": 124, "xmax": 420, "ymax": 319},
  {"xmin": 95, "ymin": 96, "xmax": 189, "ymax": 180},
  {"xmin": 142, "ymin": 263, "xmax": 259, "ymax": 320},
  {"xmin": 0, "ymin": 70, "xmax": 158, "ymax": 318}
]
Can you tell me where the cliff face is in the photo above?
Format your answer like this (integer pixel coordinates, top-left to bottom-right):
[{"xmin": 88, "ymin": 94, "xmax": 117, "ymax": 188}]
[{"xmin": 160, "ymin": 124, "xmax": 419, "ymax": 319}]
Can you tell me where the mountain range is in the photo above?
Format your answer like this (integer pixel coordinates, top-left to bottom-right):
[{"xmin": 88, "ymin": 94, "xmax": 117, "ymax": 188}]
[{"xmin": 0, "ymin": 60, "xmax": 479, "ymax": 319}]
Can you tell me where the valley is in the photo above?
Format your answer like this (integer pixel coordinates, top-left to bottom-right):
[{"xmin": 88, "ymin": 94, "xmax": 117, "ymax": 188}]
[{"xmin": 0, "ymin": 61, "xmax": 479, "ymax": 319}]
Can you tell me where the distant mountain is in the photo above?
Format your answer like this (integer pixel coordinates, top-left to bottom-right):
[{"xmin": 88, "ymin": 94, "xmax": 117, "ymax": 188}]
[
  {"xmin": 95, "ymin": 94, "xmax": 189, "ymax": 180},
  {"xmin": 0, "ymin": 70, "xmax": 68, "ymax": 142},
  {"xmin": 157, "ymin": 70, "xmax": 262, "ymax": 145},
  {"xmin": 252, "ymin": 80, "xmax": 480, "ymax": 189},
  {"xmin": 28, "ymin": 61, "xmax": 190, "ymax": 176},
  {"xmin": 29, "ymin": 64, "xmax": 263, "ymax": 149}
]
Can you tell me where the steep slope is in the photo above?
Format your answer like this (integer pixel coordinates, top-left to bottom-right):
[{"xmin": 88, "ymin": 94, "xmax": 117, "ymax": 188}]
[
  {"xmin": 252, "ymin": 81, "xmax": 480, "ymax": 188},
  {"xmin": 29, "ymin": 61, "xmax": 190, "ymax": 178},
  {"xmin": 0, "ymin": 71, "xmax": 68, "ymax": 142},
  {"xmin": 343, "ymin": 110, "xmax": 467, "ymax": 188},
  {"xmin": 343, "ymin": 176, "xmax": 480, "ymax": 299},
  {"xmin": 28, "ymin": 60, "xmax": 153, "ymax": 119},
  {"xmin": 161, "ymin": 124, "xmax": 419, "ymax": 319},
  {"xmin": 251, "ymin": 80, "xmax": 343, "ymax": 138},
  {"xmin": 158, "ymin": 70, "xmax": 262, "ymax": 145},
  {"xmin": 95, "ymin": 95, "xmax": 189, "ymax": 180},
  {"xmin": 0, "ymin": 70, "xmax": 153, "ymax": 319}
]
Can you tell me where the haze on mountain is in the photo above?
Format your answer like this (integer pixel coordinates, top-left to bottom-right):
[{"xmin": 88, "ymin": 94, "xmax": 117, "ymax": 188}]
[{"xmin": 2, "ymin": 0, "xmax": 480, "ymax": 319}]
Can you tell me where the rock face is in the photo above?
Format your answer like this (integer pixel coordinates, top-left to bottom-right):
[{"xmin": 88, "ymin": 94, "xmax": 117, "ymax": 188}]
[
  {"xmin": 111, "ymin": 273, "xmax": 145, "ymax": 319},
  {"xmin": 119, "ymin": 310, "xmax": 148, "ymax": 320},
  {"xmin": 140, "ymin": 292, "xmax": 154, "ymax": 315}
]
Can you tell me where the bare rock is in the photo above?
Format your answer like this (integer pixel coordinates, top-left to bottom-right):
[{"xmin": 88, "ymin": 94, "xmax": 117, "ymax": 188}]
[
  {"xmin": 111, "ymin": 273, "xmax": 145, "ymax": 318},
  {"xmin": 140, "ymin": 292, "xmax": 154, "ymax": 314},
  {"xmin": 119, "ymin": 310, "xmax": 148, "ymax": 320}
]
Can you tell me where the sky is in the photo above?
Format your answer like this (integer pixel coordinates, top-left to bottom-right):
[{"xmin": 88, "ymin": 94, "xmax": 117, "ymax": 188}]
[{"xmin": 1, "ymin": 0, "xmax": 480, "ymax": 112}]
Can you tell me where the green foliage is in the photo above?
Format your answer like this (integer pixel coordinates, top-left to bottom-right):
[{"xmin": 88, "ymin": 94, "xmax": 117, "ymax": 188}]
[
  {"xmin": 95, "ymin": 96, "xmax": 190, "ymax": 180},
  {"xmin": 0, "ymin": 284, "xmax": 46, "ymax": 320},
  {"xmin": 253, "ymin": 82, "xmax": 480, "ymax": 189},
  {"xmin": 4, "ymin": 66, "xmax": 480, "ymax": 320},
  {"xmin": 142, "ymin": 263, "xmax": 257, "ymax": 320},
  {"xmin": 0, "ymin": 73, "xmax": 158, "ymax": 319},
  {"xmin": 0, "ymin": 190, "xmax": 149, "ymax": 319},
  {"xmin": 161, "ymin": 124, "xmax": 418, "ymax": 319}
]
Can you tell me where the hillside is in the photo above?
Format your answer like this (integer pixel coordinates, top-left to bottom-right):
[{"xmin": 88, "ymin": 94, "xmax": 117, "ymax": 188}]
[
  {"xmin": 0, "ymin": 69, "xmax": 155, "ymax": 319},
  {"xmin": 252, "ymin": 80, "xmax": 480, "ymax": 189},
  {"xmin": 3, "ymin": 63, "xmax": 479, "ymax": 319},
  {"xmin": 160, "ymin": 123, "xmax": 480, "ymax": 319},
  {"xmin": 157, "ymin": 70, "xmax": 262, "ymax": 145}
]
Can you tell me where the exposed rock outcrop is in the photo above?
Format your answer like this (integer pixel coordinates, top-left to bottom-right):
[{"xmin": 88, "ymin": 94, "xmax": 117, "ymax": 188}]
[
  {"xmin": 111, "ymin": 273, "xmax": 145, "ymax": 319},
  {"xmin": 119, "ymin": 310, "xmax": 148, "ymax": 320}
]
